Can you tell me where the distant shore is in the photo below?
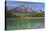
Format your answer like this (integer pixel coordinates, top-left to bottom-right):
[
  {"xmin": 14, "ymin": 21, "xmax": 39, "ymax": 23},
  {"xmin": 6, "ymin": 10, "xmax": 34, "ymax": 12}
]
[{"xmin": 6, "ymin": 17, "xmax": 44, "ymax": 19}]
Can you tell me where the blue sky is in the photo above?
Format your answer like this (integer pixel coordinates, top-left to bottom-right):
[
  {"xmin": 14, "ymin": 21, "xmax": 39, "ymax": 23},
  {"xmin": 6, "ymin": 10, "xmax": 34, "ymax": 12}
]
[{"xmin": 6, "ymin": 1, "xmax": 45, "ymax": 11}]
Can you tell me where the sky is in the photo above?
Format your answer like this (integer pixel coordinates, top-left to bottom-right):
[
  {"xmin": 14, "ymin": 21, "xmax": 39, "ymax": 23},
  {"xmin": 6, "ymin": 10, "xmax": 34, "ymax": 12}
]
[{"xmin": 6, "ymin": 1, "xmax": 45, "ymax": 11}]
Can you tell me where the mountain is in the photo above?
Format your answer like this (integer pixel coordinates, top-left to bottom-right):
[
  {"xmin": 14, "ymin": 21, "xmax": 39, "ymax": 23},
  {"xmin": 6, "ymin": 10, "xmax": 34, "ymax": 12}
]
[
  {"xmin": 6, "ymin": 5, "xmax": 44, "ymax": 14},
  {"xmin": 12, "ymin": 5, "xmax": 33, "ymax": 13}
]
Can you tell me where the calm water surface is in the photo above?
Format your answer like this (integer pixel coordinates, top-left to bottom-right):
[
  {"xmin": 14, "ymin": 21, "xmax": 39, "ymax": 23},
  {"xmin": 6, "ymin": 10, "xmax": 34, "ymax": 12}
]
[{"xmin": 6, "ymin": 17, "xmax": 44, "ymax": 30}]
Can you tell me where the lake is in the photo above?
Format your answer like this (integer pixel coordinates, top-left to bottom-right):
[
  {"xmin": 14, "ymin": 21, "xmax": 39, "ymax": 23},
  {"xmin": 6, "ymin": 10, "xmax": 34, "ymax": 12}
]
[{"xmin": 6, "ymin": 17, "xmax": 44, "ymax": 30}]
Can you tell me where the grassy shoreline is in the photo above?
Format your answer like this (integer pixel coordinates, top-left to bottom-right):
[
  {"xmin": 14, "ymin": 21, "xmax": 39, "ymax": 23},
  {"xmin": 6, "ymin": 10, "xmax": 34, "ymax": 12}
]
[{"xmin": 6, "ymin": 17, "xmax": 44, "ymax": 19}]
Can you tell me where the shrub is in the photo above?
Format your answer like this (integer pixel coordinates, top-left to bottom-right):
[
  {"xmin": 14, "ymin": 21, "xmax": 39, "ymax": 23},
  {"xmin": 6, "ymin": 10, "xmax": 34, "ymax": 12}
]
[{"xmin": 35, "ymin": 13, "xmax": 44, "ymax": 17}]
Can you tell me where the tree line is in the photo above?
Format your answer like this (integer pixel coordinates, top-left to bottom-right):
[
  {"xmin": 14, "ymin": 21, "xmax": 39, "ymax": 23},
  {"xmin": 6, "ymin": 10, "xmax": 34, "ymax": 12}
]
[{"xmin": 6, "ymin": 7, "xmax": 44, "ymax": 18}]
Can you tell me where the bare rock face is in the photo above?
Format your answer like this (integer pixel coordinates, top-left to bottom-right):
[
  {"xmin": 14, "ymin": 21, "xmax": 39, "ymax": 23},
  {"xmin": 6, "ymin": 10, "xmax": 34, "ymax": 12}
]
[
  {"xmin": 15, "ymin": 5, "xmax": 42, "ymax": 13},
  {"xmin": 15, "ymin": 5, "xmax": 33, "ymax": 13}
]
